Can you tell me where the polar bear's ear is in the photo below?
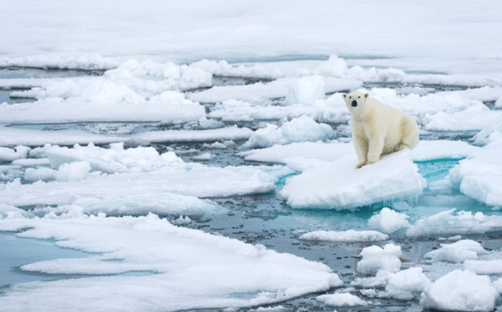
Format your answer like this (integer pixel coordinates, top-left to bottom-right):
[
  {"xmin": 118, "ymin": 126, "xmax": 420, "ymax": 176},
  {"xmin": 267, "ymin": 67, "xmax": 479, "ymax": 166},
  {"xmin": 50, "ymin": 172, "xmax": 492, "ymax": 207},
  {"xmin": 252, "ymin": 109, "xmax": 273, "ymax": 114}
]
[
  {"xmin": 364, "ymin": 93, "xmax": 369, "ymax": 98},
  {"xmin": 342, "ymin": 93, "xmax": 347, "ymax": 98}
]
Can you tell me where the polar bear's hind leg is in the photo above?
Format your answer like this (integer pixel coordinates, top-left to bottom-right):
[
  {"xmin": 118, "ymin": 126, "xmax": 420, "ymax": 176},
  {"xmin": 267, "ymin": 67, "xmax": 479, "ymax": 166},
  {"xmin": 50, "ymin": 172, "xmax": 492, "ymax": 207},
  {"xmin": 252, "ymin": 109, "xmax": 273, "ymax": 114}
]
[{"xmin": 395, "ymin": 115, "xmax": 419, "ymax": 152}]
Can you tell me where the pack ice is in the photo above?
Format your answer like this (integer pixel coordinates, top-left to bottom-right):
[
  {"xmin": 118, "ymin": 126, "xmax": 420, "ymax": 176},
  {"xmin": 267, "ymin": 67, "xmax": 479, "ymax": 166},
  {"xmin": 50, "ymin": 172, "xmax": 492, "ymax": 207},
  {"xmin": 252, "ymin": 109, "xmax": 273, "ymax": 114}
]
[{"xmin": 0, "ymin": 214, "xmax": 343, "ymax": 311}]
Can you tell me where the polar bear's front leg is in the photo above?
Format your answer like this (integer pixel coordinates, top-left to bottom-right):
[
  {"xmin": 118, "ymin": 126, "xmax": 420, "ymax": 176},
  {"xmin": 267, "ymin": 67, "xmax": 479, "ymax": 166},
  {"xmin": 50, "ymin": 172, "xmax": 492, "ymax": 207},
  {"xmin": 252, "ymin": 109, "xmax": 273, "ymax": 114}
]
[
  {"xmin": 354, "ymin": 137, "xmax": 368, "ymax": 168},
  {"xmin": 367, "ymin": 136, "xmax": 385, "ymax": 165}
]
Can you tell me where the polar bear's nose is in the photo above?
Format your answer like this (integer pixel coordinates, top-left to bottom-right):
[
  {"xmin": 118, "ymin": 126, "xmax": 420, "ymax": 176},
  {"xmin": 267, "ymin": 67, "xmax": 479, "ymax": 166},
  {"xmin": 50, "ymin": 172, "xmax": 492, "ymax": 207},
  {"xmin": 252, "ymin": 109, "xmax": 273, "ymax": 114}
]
[{"xmin": 351, "ymin": 100, "xmax": 357, "ymax": 107}]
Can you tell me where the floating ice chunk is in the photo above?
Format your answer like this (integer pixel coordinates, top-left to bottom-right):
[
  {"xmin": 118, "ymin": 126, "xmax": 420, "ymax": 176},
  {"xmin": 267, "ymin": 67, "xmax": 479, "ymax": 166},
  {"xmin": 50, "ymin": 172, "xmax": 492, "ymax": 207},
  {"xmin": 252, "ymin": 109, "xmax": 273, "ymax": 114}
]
[
  {"xmin": 281, "ymin": 150, "xmax": 426, "ymax": 209},
  {"xmin": 357, "ymin": 244, "xmax": 402, "ymax": 275},
  {"xmin": 243, "ymin": 116, "xmax": 336, "ymax": 149},
  {"xmin": 424, "ymin": 240, "xmax": 487, "ymax": 263},
  {"xmin": 410, "ymin": 140, "xmax": 481, "ymax": 161},
  {"xmin": 193, "ymin": 153, "xmax": 212, "ymax": 161},
  {"xmin": 173, "ymin": 215, "xmax": 192, "ymax": 225},
  {"xmin": 239, "ymin": 142, "xmax": 353, "ymax": 164},
  {"xmin": 46, "ymin": 143, "xmax": 183, "ymax": 174},
  {"xmin": 368, "ymin": 207, "xmax": 410, "ymax": 234},
  {"xmin": 351, "ymin": 270, "xmax": 393, "ymax": 288},
  {"xmin": 463, "ymin": 260, "xmax": 502, "ymax": 275},
  {"xmin": 496, "ymin": 97, "xmax": 502, "ymax": 108},
  {"xmin": 0, "ymin": 54, "xmax": 118, "ymax": 70},
  {"xmin": 315, "ymin": 55, "xmax": 348, "ymax": 77},
  {"xmin": 55, "ymin": 161, "xmax": 91, "ymax": 182},
  {"xmin": 0, "ymin": 126, "xmax": 122, "ymax": 147},
  {"xmin": 316, "ymin": 292, "xmax": 368, "ymax": 307},
  {"xmin": 24, "ymin": 167, "xmax": 57, "ymax": 182},
  {"xmin": 423, "ymin": 104, "xmax": 502, "ymax": 131},
  {"xmin": 131, "ymin": 126, "xmax": 253, "ymax": 143},
  {"xmin": 493, "ymin": 278, "xmax": 502, "ymax": 294},
  {"xmin": 0, "ymin": 214, "xmax": 343, "ymax": 311},
  {"xmin": 0, "ymin": 204, "xmax": 30, "ymax": 219},
  {"xmin": 299, "ymin": 230, "xmax": 388, "ymax": 242},
  {"xmin": 248, "ymin": 306, "xmax": 287, "ymax": 312},
  {"xmin": 406, "ymin": 209, "xmax": 502, "ymax": 237},
  {"xmin": 473, "ymin": 118, "xmax": 502, "ymax": 147},
  {"xmin": 449, "ymin": 147, "xmax": 502, "ymax": 206},
  {"xmin": 198, "ymin": 117, "xmax": 225, "ymax": 129},
  {"xmin": 191, "ymin": 59, "xmax": 276, "ymax": 79},
  {"xmin": 0, "ymin": 146, "xmax": 30, "ymax": 162},
  {"xmin": 384, "ymin": 267, "xmax": 431, "ymax": 300},
  {"xmin": 12, "ymin": 158, "xmax": 51, "ymax": 167},
  {"xmin": 284, "ymin": 75, "xmax": 325, "ymax": 106},
  {"xmin": 420, "ymin": 270, "xmax": 499, "ymax": 312},
  {"xmin": 0, "ymin": 163, "xmax": 292, "ymax": 207}
]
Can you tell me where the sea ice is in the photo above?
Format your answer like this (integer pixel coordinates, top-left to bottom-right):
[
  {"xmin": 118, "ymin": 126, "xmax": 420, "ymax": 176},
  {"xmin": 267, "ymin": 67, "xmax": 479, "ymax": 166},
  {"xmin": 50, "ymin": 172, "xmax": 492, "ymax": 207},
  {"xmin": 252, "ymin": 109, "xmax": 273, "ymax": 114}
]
[
  {"xmin": 449, "ymin": 147, "xmax": 502, "ymax": 206},
  {"xmin": 424, "ymin": 240, "xmax": 487, "ymax": 263},
  {"xmin": 316, "ymin": 292, "xmax": 368, "ymax": 307},
  {"xmin": 420, "ymin": 270, "xmax": 499, "ymax": 312},
  {"xmin": 0, "ymin": 146, "xmax": 30, "ymax": 162},
  {"xmin": 463, "ymin": 260, "xmax": 502, "ymax": 275},
  {"xmin": 299, "ymin": 230, "xmax": 388, "ymax": 242},
  {"xmin": 357, "ymin": 244, "xmax": 402, "ymax": 275},
  {"xmin": 243, "ymin": 116, "xmax": 336, "ymax": 148},
  {"xmin": 0, "ymin": 214, "xmax": 343, "ymax": 311},
  {"xmin": 367, "ymin": 208, "xmax": 410, "ymax": 234},
  {"xmin": 280, "ymin": 150, "xmax": 426, "ymax": 209},
  {"xmin": 283, "ymin": 75, "xmax": 325, "ymax": 106}
]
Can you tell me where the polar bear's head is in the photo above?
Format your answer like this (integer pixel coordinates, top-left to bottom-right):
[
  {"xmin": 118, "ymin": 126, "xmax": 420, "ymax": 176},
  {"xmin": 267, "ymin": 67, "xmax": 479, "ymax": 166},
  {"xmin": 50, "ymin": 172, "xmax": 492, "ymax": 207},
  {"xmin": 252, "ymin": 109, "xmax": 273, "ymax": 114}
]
[{"xmin": 341, "ymin": 92, "xmax": 369, "ymax": 113}]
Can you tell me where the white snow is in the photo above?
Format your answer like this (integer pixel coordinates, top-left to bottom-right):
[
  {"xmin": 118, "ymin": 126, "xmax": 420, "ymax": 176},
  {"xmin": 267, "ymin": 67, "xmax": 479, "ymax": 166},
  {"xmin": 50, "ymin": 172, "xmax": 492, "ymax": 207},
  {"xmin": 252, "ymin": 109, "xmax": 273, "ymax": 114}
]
[
  {"xmin": 420, "ymin": 270, "xmax": 499, "ymax": 312},
  {"xmin": 449, "ymin": 147, "xmax": 502, "ymax": 206},
  {"xmin": 367, "ymin": 208, "xmax": 410, "ymax": 234},
  {"xmin": 131, "ymin": 127, "xmax": 253, "ymax": 143},
  {"xmin": 280, "ymin": 150, "xmax": 426, "ymax": 209},
  {"xmin": 283, "ymin": 75, "xmax": 325, "ymax": 106},
  {"xmin": 299, "ymin": 230, "xmax": 388, "ymax": 243},
  {"xmin": 424, "ymin": 240, "xmax": 487, "ymax": 263},
  {"xmin": 316, "ymin": 293, "xmax": 368, "ymax": 307},
  {"xmin": 0, "ymin": 214, "xmax": 343, "ymax": 311},
  {"xmin": 406, "ymin": 209, "xmax": 502, "ymax": 238},
  {"xmin": 240, "ymin": 140, "xmax": 480, "ymax": 165},
  {"xmin": 243, "ymin": 116, "xmax": 336, "ymax": 149},
  {"xmin": 193, "ymin": 153, "xmax": 212, "ymax": 161},
  {"xmin": 463, "ymin": 260, "xmax": 502, "ymax": 275},
  {"xmin": 357, "ymin": 244, "xmax": 402, "ymax": 275},
  {"xmin": 0, "ymin": 146, "xmax": 30, "ymax": 162},
  {"xmin": 384, "ymin": 267, "xmax": 431, "ymax": 300}
]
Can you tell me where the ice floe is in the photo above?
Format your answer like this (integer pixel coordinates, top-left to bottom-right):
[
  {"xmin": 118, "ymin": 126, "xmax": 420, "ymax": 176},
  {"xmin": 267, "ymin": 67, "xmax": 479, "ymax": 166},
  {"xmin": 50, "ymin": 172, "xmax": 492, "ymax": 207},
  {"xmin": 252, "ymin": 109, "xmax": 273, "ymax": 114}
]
[
  {"xmin": 424, "ymin": 239, "xmax": 487, "ymax": 263},
  {"xmin": 420, "ymin": 270, "xmax": 499, "ymax": 312},
  {"xmin": 299, "ymin": 230, "xmax": 388, "ymax": 242},
  {"xmin": 367, "ymin": 208, "xmax": 410, "ymax": 234},
  {"xmin": 280, "ymin": 150, "xmax": 426, "ymax": 209},
  {"xmin": 243, "ymin": 116, "xmax": 336, "ymax": 149},
  {"xmin": 316, "ymin": 292, "xmax": 368, "ymax": 307},
  {"xmin": 0, "ymin": 214, "xmax": 343, "ymax": 311},
  {"xmin": 357, "ymin": 244, "xmax": 402, "ymax": 275}
]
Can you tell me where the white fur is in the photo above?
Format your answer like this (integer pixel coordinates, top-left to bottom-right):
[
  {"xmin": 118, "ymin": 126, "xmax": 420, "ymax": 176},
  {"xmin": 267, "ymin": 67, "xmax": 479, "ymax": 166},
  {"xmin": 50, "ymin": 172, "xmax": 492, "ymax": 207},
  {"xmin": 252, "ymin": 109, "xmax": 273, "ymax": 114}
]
[{"xmin": 342, "ymin": 91, "xmax": 419, "ymax": 168}]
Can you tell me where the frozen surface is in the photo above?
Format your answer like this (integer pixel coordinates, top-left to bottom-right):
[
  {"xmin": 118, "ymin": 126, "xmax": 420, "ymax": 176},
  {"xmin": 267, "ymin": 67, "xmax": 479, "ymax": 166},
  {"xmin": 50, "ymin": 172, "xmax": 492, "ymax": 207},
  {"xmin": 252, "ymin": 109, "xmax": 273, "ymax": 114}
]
[
  {"xmin": 0, "ymin": 214, "xmax": 343, "ymax": 311},
  {"xmin": 449, "ymin": 147, "xmax": 502, "ymax": 206},
  {"xmin": 243, "ymin": 116, "xmax": 336, "ymax": 148},
  {"xmin": 357, "ymin": 244, "xmax": 402, "ymax": 275},
  {"xmin": 280, "ymin": 150, "xmax": 426, "ymax": 209},
  {"xmin": 316, "ymin": 292, "xmax": 368, "ymax": 307},
  {"xmin": 367, "ymin": 207, "xmax": 410, "ymax": 234},
  {"xmin": 420, "ymin": 270, "xmax": 499, "ymax": 312},
  {"xmin": 424, "ymin": 240, "xmax": 487, "ymax": 263},
  {"xmin": 240, "ymin": 140, "xmax": 481, "ymax": 164},
  {"xmin": 299, "ymin": 230, "xmax": 388, "ymax": 242}
]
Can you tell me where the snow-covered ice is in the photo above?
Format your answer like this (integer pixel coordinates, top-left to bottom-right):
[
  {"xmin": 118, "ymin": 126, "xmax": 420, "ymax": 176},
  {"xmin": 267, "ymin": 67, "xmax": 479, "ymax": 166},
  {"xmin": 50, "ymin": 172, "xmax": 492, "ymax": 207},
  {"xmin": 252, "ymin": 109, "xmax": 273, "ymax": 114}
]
[
  {"xmin": 0, "ymin": 214, "xmax": 343, "ymax": 311},
  {"xmin": 316, "ymin": 292, "xmax": 368, "ymax": 307},
  {"xmin": 299, "ymin": 230, "xmax": 388, "ymax": 243},
  {"xmin": 424, "ymin": 240, "xmax": 487, "ymax": 263},
  {"xmin": 420, "ymin": 270, "xmax": 499, "ymax": 312},
  {"xmin": 367, "ymin": 208, "xmax": 410, "ymax": 234},
  {"xmin": 357, "ymin": 244, "xmax": 402, "ymax": 275},
  {"xmin": 280, "ymin": 150, "xmax": 426, "ymax": 209}
]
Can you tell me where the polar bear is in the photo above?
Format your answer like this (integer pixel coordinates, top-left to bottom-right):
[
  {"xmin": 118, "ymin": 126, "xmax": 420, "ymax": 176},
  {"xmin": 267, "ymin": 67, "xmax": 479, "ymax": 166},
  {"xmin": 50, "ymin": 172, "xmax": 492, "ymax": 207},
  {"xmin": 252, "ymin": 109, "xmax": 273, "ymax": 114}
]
[{"xmin": 342, "ymin": 91, "xmax": 419, "ymax": 168}]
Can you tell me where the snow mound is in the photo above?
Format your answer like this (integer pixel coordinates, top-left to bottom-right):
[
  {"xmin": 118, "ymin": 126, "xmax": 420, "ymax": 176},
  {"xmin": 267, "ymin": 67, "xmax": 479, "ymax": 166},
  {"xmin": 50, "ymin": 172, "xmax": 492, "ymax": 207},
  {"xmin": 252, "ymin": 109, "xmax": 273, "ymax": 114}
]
[
  {"xmin": 316, "ymin": 292, "xmax": 368, "ymax": 307},
  {"xmin": 449, "ymin": 147, "xmax": 502, "ymax": 206},
  {"xmin": 243, "ymin": 116, "xmax": 336, "ymax": 149},
  {"xmin": 420, "ymin": 270, "xmax": 499, "ymax": 312},
  {"xmin": 46, "ymin": 143, "xmax": 183, "ymax": 174},
  {"xmin": 368, "ymin": 207, "xmax": 410, "ymax": 234},
  {"xmin": 0, "ymin": 146, "xmax": 30, "ymax": 162},
  {"xmin": 406, "ymin": 209, "xmax": 502, "ymax": 237},
  {"xmin": 284, "ymin": 75, "xmax": 325, "ymax": 106},
  {"xmin": 464, "ymin": 260, "xmax": 502, "ymax": 275},
  {"xmin": 280, "ymin": 150, "xmax": 426, "ymax": 209},
  {"xmin": 299, "ymin": 230, "xmax": 388, "ymax": 242},
  {"xmin": 0, "ymin": 214, "xmax": 343, "ymax": 311},
  {"xmin": 357, "ymin": 244, "xmax": 402, "ymax": 275},
  {"xmin": 424, "ymin": 240, "xmax": 487, "ymax": 263}
]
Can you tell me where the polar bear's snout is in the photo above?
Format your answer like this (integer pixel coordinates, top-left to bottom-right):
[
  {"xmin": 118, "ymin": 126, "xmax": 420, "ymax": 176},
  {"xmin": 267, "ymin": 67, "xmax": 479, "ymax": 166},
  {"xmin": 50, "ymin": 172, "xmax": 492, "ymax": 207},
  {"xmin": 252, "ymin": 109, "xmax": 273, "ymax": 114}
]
[{"xmin": 351, "ymin": 100, "xmax": 358, "ymax": 107}]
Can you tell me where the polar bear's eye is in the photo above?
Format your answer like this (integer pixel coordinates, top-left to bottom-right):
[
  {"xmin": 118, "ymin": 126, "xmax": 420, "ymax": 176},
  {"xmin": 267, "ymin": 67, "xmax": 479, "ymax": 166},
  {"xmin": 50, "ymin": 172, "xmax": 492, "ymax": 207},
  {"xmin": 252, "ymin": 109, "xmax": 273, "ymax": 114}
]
[{"xmin": 358, "ymin": 96, "xmax": 360, "ymax": 98}]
